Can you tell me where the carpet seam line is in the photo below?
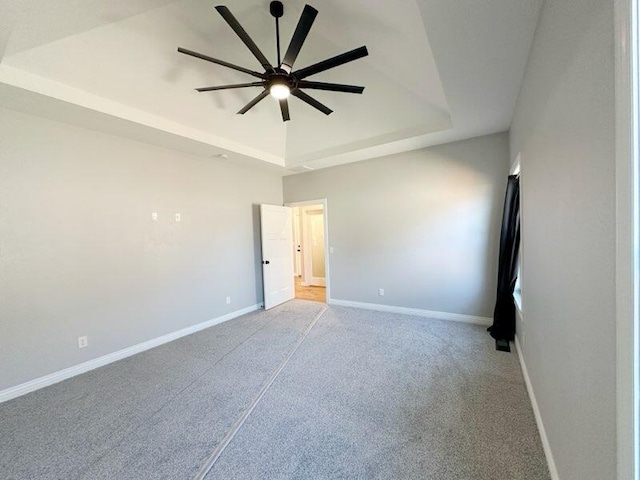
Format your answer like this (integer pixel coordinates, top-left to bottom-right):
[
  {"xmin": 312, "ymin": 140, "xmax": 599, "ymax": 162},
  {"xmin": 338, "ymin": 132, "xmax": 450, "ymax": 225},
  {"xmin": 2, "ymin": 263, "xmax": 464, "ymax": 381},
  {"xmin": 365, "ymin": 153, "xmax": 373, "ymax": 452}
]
[
  {"xmin": 192, "ymin": 304, "xmax": 328, "ymax": 480},
  {"xmin": 74, "ymin": 317, "xmax": 275, "ymax": 479}
]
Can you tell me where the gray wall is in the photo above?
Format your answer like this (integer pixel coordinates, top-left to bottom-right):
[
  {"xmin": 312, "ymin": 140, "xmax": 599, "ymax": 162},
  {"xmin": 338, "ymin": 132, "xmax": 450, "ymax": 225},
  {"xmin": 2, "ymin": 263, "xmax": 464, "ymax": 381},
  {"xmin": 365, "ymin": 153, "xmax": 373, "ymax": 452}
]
[
  {"xmin": 510, "ymin": 0, "xmax": 616, "ymax": 478},
  {"xmin": 0, "ymin": 107, "xmax": 283, "ymax": 390},
  {"xmin": 284, "ymin": 132, "xmax": 510, "ymax": 318}
]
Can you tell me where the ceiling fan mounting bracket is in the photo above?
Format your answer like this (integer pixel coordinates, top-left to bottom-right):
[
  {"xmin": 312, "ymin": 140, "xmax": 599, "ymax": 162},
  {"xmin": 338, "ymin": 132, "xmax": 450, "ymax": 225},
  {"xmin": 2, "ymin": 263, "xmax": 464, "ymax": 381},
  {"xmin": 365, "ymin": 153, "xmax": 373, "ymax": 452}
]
[{"xmin": 270, "ymin": 1, "xmax": 284, "ymax": 19}]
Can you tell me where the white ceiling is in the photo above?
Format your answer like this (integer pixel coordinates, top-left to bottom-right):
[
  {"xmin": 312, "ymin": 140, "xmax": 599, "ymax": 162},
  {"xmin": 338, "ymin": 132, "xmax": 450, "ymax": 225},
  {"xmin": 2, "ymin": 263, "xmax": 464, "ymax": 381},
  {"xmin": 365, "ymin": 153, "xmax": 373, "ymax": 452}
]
[{"xmin": 0, "ymin": 0, "xmax": 542, "ymax": 173}]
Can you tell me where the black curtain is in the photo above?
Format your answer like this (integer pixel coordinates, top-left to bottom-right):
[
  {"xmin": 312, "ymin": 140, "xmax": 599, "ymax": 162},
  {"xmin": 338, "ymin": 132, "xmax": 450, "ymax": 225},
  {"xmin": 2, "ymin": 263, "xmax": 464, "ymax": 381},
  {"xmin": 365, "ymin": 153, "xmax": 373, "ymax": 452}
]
[{"xmin": 488, "ymin": 175, "xmax": 520, "ymax": 348}]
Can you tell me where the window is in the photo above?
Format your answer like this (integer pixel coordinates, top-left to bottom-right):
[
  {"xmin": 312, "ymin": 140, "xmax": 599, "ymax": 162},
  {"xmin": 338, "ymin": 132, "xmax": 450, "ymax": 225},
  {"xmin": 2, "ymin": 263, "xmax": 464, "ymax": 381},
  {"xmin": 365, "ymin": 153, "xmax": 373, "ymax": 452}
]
[{"xmin": 512, "ymin": 155, "xmax": 522, "ymax": 311}]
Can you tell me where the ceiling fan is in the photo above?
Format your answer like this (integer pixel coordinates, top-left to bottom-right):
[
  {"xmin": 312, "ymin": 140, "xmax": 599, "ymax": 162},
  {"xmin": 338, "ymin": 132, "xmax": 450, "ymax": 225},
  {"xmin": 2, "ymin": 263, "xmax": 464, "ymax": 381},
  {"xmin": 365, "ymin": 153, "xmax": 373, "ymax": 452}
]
[{"xmin": 177, "ymin": 1, "xmax": 369, "ymax": 122}]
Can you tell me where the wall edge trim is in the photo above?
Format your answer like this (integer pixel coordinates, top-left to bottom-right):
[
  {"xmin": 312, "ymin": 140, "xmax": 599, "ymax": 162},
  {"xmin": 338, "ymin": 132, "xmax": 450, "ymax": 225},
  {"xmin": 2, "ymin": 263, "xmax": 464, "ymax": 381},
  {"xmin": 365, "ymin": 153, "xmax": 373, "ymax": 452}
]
[
  {"xmin": 515, "ymin": 335, "xmax": 560, "ymax": 480},
  {"xmin": 0, "ymin": 304, "xmax": 261, "ymax": 403},
  {"xmin": 327, "ymin": 298, "xmax": 492, "ymax": 326}
]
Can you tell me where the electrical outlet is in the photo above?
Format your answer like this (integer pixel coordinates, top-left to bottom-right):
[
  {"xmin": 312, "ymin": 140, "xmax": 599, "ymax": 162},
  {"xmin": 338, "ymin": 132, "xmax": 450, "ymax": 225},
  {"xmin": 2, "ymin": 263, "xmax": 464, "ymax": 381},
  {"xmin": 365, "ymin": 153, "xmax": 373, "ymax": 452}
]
[
  {"xmin": 78, "ymin": 336, "xmax": 88, "ymax": 349},
  {"xmin": 151, "ymin": 212, "xmax": 158, "ymax": 221},
  {"xmin": 175, "ymin": 213, "xmax": 181, "ymax": 222},
  {"xmin": 226, "ymin": 296, "xmax": 231, "ymax": 305},
  {"xmin": 329, "ymin": 246, "xmax": 334, "ymax": 254},
  {"xmin": 378, "ymin": 288, "xmax": 384, "ymax": 296}
]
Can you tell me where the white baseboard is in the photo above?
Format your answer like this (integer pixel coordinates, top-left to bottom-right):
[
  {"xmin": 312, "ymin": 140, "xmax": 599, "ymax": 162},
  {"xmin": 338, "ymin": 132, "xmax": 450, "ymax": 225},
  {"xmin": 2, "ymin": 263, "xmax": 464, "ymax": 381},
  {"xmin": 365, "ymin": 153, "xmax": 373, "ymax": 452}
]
[
  {"xmin": 0, "ymin": 304, "xmax": 261, "ymax": 404},
  {"xmin": 514, "ymin": 335, "xmax": 560, "ymax": 480},
  {"xmin": 327, "ymin": 298, "xmax": 492, "ymax": 326}
]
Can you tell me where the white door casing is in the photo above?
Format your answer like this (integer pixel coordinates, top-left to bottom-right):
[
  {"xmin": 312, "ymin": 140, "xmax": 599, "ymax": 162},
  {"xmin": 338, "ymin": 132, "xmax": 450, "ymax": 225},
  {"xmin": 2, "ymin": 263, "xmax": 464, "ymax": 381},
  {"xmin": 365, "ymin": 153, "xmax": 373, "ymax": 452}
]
[
  {"xmin": 285, "ymin": 199, "xmax": 331, "ymax": 301},
  {"xmin": 260, "ymin": 204, "xmax": 294, "ymax": 310}
]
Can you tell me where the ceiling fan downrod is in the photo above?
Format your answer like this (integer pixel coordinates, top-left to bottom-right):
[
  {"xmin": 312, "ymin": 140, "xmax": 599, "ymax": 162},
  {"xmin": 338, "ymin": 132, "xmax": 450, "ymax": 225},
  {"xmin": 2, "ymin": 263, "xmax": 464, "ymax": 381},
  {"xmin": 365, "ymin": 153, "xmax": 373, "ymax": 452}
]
[{"xmin": 270, "ymin": 1, "xmax": 284, "ymax": 67}]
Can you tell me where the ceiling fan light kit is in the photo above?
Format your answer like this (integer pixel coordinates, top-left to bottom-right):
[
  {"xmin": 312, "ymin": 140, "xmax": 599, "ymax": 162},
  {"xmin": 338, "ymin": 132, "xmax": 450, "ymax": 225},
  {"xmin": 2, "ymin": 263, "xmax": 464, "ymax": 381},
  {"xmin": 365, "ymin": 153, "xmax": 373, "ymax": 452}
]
[
  {"xmin": 177, "ymin": 1, "xmax": 369, "ymax": 122},
  {"xmin": 270, "ymin": 83, "xmax": 291, "ymax": 100}
]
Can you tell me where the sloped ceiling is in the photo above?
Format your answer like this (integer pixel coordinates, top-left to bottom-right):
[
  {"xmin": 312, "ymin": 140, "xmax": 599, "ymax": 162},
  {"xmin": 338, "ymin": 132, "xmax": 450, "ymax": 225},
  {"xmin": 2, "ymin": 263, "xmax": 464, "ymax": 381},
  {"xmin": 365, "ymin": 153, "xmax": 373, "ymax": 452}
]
[{"xmin": 0, "ymin": 0, "xmax": 542, "ymax": 173}]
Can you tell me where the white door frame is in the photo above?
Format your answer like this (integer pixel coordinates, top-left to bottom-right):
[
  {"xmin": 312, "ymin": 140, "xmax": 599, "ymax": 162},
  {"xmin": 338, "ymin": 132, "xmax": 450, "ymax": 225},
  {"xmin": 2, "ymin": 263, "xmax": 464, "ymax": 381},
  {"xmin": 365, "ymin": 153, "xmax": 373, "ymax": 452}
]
[
  {"xmin": 615, "ymin": 0, "xmax": 639, "ymax": 478},
  {"xmin": 285, "ymin": 199, "xmax": 331, "ymax": 301}
]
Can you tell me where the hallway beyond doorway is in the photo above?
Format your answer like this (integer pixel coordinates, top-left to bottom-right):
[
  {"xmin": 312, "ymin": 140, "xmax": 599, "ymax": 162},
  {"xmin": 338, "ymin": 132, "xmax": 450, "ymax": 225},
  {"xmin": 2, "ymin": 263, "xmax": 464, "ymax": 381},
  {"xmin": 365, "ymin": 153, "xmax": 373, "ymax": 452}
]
[{"xmin": 294, "ymin": 276, "xmax": 326, "ymax": 303}]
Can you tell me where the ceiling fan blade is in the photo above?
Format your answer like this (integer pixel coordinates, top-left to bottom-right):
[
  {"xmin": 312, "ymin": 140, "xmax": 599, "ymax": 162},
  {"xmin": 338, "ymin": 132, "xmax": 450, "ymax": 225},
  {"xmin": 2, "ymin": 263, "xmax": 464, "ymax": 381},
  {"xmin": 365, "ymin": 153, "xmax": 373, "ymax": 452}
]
[
  {"xmin": 196, "ymin": 82, "xmax": 264, "ymax": 92},
  {"xmin": 281, "ymin": 5, "xmax": 318, "ymax": 73},
  {"xmin": 238, "ymin": 90, "xmax": 270, "ymax": 114},
  {"xmin": 215, "ymin": 6, "xmax": 274, "ymax": 72},
  {"xmin": 298, "ymin": 80, "xmax": 364, "ymax": 94},
  {"xmin": 293, "ymin": 46, "xmax": 369, "ymax": 80},
  {"xmin": 178, "ymin": 47, "xmax": 266, "ymax": 79},
  {"xmin": 279, "ymin": 98, "xmax": 290, "ymax": 122},
  {"xmin": 292, "ymin": 89, "xmax": 333, "ymax": 115}
]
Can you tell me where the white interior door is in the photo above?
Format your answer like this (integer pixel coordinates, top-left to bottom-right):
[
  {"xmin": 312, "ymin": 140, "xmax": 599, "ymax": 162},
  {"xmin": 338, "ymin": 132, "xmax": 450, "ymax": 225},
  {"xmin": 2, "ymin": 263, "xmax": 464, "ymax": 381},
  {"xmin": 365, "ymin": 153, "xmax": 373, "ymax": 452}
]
[{"xmin": 260, "ymin": 204, "xmax": 294, "ymax": 310}]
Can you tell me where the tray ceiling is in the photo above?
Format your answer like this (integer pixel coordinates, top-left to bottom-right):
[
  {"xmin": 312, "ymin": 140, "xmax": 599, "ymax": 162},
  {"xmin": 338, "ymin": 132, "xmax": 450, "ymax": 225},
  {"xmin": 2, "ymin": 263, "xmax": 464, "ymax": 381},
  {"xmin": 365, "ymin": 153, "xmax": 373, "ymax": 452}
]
[{"xmin": 0, "ymin": 0, "xmax": 542, "ymax": 172}]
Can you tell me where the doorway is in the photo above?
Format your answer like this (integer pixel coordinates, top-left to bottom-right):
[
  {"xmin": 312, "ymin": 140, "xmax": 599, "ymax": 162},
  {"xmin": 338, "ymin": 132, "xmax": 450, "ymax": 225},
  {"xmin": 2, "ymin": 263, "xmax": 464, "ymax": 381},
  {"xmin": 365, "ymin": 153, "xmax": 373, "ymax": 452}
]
[{"xmin": 287, "ymin": 200, "xmax": 329, "ymax": 303}]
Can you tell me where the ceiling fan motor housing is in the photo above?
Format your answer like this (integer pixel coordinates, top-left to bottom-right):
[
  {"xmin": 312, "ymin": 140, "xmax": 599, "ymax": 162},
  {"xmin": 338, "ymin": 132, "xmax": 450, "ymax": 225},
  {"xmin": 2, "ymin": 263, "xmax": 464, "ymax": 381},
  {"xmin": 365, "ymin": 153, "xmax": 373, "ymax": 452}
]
[{"xmin": 268, "ymin": 71, "xmax": 296, "ymax": 90}]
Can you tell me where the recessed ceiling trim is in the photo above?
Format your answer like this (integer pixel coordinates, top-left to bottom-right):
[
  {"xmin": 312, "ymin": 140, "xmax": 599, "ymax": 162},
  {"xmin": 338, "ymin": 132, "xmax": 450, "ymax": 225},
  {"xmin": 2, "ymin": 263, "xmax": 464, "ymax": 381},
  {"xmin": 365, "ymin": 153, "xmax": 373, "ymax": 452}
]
[
  {"xmin": 288, "ymin": 124, "xmax": 510, "ymax": 172},
  {"xmin": 0, "ymin": 64, "xmax": 285, "ymax": 167}
]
